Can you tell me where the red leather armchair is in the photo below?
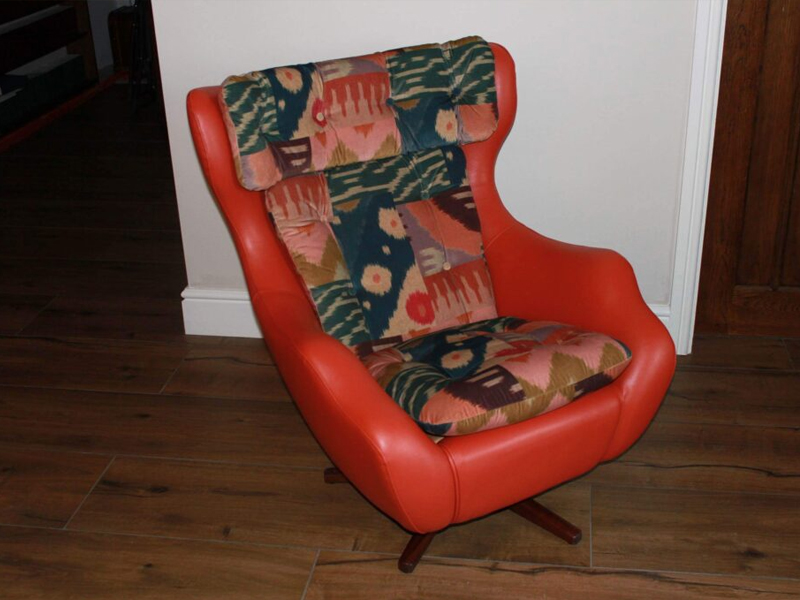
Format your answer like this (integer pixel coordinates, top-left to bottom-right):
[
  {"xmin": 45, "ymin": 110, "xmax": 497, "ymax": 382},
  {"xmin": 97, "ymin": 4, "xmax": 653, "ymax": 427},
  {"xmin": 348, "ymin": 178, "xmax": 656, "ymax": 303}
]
[{"xmin": 187, "ymin": 42, "xmax": 676, "ymax": 573}]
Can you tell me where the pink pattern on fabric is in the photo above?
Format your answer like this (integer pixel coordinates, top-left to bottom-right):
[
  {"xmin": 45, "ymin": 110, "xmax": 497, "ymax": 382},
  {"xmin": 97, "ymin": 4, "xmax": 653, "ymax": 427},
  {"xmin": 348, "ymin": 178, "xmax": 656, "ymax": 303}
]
[{"xmin": 362, "ymin": 318, "xmax": 632, "ymax": 436}]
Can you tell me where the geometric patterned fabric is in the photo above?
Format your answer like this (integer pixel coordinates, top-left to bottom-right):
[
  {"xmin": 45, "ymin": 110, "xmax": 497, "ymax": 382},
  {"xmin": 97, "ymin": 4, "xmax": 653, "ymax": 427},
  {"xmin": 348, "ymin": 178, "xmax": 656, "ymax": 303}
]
[
  {"xmin": 361, "ymin": 317, "xmax": 633, "ymax": 436},
  {"xmin": 220, "ymin": 36, "xmax": 497, "ymax": 190},
  {"xmin": 265, "ymin": 145, "xmax": 496, "ymax": 355},
  {"xmin": 220, "ymin": 37, "xmax": 500, "ymax": 355}
]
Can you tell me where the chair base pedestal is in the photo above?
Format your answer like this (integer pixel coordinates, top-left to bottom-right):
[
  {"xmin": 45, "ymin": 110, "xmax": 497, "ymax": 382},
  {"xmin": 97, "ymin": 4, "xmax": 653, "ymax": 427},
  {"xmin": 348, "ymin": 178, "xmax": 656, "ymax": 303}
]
[
  {"xmin": 323, "ymin": 466, "xmax": 349, "ymax": 484},
  {"xmin": 323, "ymin": 467, "xmax": 583, "ymax": 573},
  {"xmin": 398, "ymin": 532, "xmax": 437, "ymax": 573},
  {"xmin": 510, "ymin": 497, "xmax": 582, "ymax": 545}
]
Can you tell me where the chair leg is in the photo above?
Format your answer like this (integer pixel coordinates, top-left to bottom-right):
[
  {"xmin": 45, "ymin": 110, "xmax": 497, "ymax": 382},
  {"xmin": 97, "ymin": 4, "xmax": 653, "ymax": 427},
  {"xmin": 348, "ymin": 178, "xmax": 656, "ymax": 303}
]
[
  {"xmin": 323, "ymin": 467, "xmax": 349, "ymax": 484},
  {"xmin": 322, "ymin": 467, "xmax": 435, "ymax": 572},
  {"xmin": 510, "ymin": 498, "xmax": 582, "ymax": 545},
  {"xmin": 321, "ymin": 467, "xmax": 578, "ymax": 572},
  {"xmin": 398, "ymin": 532, "xmax": 436, "ymax": 574}
]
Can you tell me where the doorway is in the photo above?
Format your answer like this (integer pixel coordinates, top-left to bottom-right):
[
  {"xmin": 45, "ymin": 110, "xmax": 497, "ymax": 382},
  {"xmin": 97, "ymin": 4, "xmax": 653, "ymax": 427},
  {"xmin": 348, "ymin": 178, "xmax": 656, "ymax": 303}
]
[{"xmin": 696, "ymin": 0, "xmax": 800, "ymax": 336}]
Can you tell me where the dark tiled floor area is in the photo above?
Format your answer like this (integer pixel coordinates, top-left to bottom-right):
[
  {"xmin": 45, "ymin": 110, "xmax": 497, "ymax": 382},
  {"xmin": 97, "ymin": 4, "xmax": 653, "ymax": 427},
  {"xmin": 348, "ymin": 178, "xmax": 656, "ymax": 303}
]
[{"xmin": 0, "ymin": 87, "xmax": 798, "ymax": 599}]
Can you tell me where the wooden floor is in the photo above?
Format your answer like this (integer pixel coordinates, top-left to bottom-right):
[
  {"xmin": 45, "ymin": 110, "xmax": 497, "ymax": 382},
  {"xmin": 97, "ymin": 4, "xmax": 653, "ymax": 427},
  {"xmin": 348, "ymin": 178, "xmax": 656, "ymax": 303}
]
[{"xmin": 0, "ymin": 88, "xmax": 799, "ymax": 599}]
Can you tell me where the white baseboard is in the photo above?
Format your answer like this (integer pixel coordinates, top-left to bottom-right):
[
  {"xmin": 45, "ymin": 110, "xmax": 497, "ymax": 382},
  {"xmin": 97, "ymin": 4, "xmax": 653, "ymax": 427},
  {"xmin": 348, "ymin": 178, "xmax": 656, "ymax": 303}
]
[
  {"xmin": 182, "ymin": 287, "xmax": 682, "ymax": 352},
  {"xmin": 182, "ymin": 287, "xmax": 262, "ymax": 338},
  {"xmin": 649, "ymin": 303, "xmax": 671, "ymax": 329},
  {"xmin": 648, "ymin": 302, "xmax": 685, "ymax": 354}
]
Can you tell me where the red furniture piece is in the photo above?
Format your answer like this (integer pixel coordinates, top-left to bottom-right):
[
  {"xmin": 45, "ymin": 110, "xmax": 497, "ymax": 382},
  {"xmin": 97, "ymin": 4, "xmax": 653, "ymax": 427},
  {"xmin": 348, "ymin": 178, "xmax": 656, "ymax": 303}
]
[{"xmin": 187, "ymin": 42, "xmax": 676, "ymax": 573}]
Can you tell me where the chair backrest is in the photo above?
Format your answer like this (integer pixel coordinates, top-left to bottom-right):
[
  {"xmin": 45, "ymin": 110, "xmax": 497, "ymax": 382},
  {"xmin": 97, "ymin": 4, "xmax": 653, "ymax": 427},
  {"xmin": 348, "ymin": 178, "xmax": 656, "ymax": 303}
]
[{"xmin": 187, "ymin": 40, "xmax": 518, "ymax": 351}]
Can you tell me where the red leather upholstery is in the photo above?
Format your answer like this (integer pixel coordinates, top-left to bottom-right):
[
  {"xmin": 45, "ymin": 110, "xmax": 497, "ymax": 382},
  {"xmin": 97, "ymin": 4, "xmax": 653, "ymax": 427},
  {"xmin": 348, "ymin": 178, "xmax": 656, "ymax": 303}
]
[{"xmin": 186, "ymin": 43, "xmax": 676, "ymax": 534}]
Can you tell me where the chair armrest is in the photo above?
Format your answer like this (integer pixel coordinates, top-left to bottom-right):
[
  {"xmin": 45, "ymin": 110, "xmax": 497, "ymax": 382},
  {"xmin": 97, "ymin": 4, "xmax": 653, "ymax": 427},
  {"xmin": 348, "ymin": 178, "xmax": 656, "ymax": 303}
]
[
  {"xmin": 486, "ymin": 221, "xmax": 676, "ymax": 459},
  {"xmin": 252, "ymin": 291, "xmax": 456, "ymax": 533}
]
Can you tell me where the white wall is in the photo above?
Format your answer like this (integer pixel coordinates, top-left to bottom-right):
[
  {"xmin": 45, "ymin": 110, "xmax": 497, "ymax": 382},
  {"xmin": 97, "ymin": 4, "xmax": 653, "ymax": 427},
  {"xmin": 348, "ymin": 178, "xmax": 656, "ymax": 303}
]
[{"xmin": 152, "ymin": 0, "xmax": 701, "ymax": 340}]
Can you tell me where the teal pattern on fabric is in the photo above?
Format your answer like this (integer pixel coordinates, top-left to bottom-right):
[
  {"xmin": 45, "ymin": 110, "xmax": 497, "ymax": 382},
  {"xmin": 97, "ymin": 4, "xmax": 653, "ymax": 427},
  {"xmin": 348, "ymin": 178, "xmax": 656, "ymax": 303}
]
[
  {"xmin": 324, "ymin": 146, "xmax": 467, "ymax": 208},
  {"xmin": 408, "ymin": 146, "xmax": 465, "ymax": 200},
  {"xmin": 392, "ymin": 96, "xmax": 457, "ymax": 153},
  {"xmin": 384, "ymin": 39, "xmax": 497, "ymax": 153},
  {"xmin": 264, "ymin": 64, "xmax": 317, "ymax": 140},
  {"xmin": 310, "ymin": 280, "xmax": 371, "ymax": 348},
  {"xmin": 385, "ymin": 364, "xmax": 451, "ymax": 436},
  {"xmin": 438, "ymin": 146, "xmax": 469, "ymax": 189},
  {"xmin": 387, "ymin": 45, "xmax": 451, "ymax": 100},
  {"xmin": 220, "ymin": 72, "xmax": 279, "ymax": 155},
  {"xmin": 446, "ymin": 39, "xmax": 497, "ymax": 104},
  {"xmin": 330, "ymin": 192, "xmax": 420, "ymax": 340},
  {"xmin": 394, "ymin": 316, "xmax": 523, "ymax": 364},
  {"xmin": 326, "ymin": 154, "xmax": 423, "ymax": 208}
]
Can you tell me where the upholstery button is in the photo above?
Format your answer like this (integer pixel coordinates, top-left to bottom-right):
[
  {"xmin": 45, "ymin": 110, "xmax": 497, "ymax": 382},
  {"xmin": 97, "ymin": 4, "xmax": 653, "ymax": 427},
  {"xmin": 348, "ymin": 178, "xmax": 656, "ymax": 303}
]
[
  {"xmin": 316, "ymin": 111, "xmax": 325, "ymax": 122},
  {"xmin": 442, "ymin": 262, "xmax": 451, "ymax": 271}
]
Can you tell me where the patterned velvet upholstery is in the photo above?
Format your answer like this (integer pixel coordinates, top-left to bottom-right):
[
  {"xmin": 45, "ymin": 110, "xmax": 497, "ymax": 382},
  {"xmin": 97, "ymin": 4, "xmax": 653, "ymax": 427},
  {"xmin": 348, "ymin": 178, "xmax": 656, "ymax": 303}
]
[
  {"xmin": 222, "ymin": 36, "xmax": 499, "ymax": 355},
  {"xmin": 221, "ymin": 36, "xmax": 497, "ymax": 191},
  {"xmin": 219, "ymin": 36, "xmax": 633, "ymax": 436},
  {"xmin": 362, "ymin": 318, "xmax": 632, "ymax": 436},
  {"xmin": 264, "ymin": 144, "xmax": 496, "ymax": 355}
]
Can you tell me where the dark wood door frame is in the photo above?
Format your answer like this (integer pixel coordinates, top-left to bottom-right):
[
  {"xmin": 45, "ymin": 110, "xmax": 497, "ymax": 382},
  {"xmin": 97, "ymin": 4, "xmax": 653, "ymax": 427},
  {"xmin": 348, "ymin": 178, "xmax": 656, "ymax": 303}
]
[{"xmin": 696, "ymin": 0, "xmax": 800, "ymax": 336}]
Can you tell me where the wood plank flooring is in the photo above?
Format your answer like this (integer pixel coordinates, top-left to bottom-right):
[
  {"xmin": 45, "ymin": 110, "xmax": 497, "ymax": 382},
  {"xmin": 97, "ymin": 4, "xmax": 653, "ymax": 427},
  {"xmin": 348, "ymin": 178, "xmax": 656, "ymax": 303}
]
[
  {"xmin": 0, "ymin": 528, "xmax": 316, "ymax": 600},
  {"xmin": 304, "ymin": 553, "xmax": 800, "ymax": 600},
  {"xmin": 1, "ymin": 87, "xmax": 798, "ymax": 598}
]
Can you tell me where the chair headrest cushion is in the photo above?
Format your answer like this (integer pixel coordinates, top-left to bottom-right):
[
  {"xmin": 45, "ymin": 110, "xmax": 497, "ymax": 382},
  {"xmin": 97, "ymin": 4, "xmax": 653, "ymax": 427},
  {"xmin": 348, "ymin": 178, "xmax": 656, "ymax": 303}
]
[{"xmin": 220, "ymin": 36, "xmax": 498, "ymax": 190}]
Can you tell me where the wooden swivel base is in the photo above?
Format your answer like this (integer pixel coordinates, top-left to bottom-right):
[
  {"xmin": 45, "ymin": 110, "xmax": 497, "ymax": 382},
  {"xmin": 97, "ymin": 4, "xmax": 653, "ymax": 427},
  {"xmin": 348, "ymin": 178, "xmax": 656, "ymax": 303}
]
[{"xmin": 323, "ymin": 467, "xmax": 582, "ymax": 574}]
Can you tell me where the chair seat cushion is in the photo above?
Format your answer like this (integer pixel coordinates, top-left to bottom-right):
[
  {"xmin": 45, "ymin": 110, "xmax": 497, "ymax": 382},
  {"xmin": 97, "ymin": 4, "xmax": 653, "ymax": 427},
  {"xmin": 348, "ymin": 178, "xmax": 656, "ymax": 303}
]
[{"xmin": 361, "ymin": 316, "xmax": 632, "ymax": 436}]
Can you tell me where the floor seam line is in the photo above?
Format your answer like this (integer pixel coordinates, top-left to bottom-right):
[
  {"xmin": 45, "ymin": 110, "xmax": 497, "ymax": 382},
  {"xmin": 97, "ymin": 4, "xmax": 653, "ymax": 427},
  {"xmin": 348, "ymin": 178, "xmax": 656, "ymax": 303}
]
[
  {"xmin": 14, "ymin": 294, "xmax": 59, "ymax": 336},
  {"xmin": 300, "ymin": 549, "xmax": 320, "ymax": 600},
  {"xmin": 62, "ymin": 455, "xmax": 116, "ymax": 530},
  {"xmin": 589, "ymin": 483, "xmax": 593, "ymax": 569},
  {"xmin": 157, "ymin": 365, "xmax": 182, "ymax": 395}
]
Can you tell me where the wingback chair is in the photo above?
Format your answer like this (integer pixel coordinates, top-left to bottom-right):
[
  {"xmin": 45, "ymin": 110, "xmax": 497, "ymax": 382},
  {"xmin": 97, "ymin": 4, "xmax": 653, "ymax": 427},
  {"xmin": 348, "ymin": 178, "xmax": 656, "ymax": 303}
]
[{"xmin": 187, "ymin": 38, "xmax": 676, "ymax": 573}]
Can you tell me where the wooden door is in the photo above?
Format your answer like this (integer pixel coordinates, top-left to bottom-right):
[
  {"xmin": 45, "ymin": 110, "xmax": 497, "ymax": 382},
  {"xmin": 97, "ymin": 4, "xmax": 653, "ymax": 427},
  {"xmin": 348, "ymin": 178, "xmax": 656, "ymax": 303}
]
[{"xmin": 696, "ymin": 0, "xmax": 800, "ymax": 336}]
